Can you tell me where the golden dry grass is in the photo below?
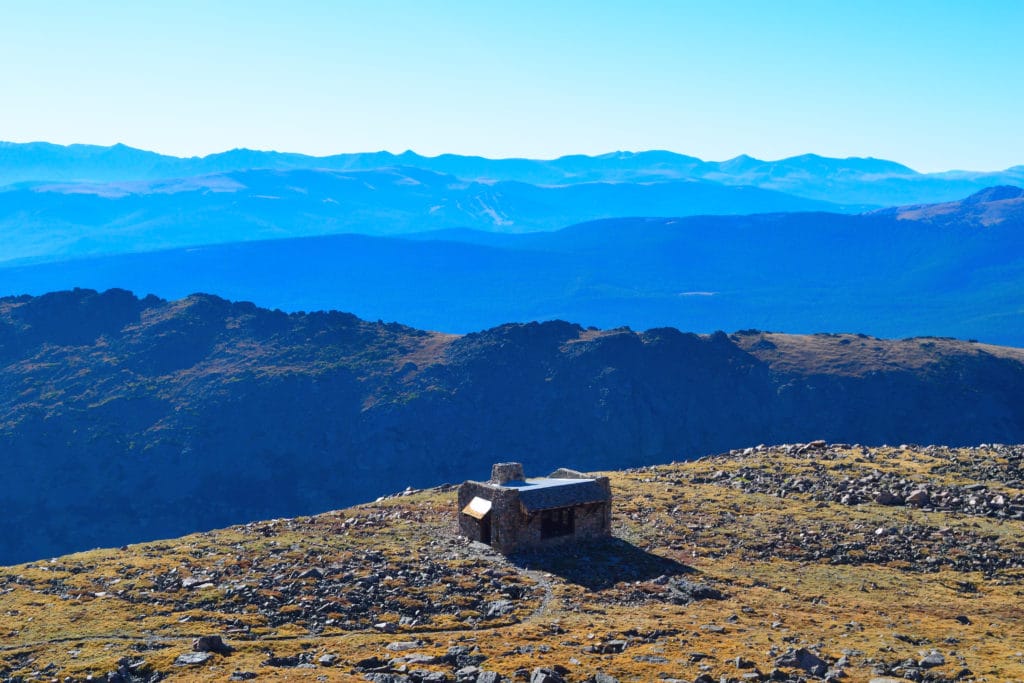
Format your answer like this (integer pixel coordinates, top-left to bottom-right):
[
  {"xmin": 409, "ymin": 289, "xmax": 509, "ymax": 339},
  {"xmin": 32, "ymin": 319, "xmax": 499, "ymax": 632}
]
[{"xmin": 2, "ymin": 445, "xmax": 1022, "ymax": 681}]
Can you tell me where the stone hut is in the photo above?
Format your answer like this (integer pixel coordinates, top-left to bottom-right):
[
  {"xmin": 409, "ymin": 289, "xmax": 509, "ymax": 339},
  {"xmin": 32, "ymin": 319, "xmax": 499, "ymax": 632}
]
[{"xmin": 458, "ymin": 462, "xmax": 612, "ymax": 553}]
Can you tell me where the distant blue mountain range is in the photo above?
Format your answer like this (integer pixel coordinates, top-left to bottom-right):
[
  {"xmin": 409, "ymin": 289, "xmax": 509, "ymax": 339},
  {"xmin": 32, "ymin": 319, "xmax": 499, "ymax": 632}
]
[
  {"xmin": 3, "ymin": 141, "xmax": 1022, "ymax": 205},
  {"xmin": 1, "ymin": 141, "xmax": 1021, "ymax": 345},
  {"xmin": 0, "ymin": 167, "xmax": 842, "ymax": 264},
  {"xmin": 3, "ymin": 186, "xmax": 1022, "ymax": 346}
]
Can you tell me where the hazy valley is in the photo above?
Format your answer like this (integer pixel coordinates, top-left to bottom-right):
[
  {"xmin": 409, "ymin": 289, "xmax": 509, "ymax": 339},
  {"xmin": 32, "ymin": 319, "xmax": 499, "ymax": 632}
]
[{"xmin": 2, "ymin": 177, "xmax": 1023, "ymax": 345}]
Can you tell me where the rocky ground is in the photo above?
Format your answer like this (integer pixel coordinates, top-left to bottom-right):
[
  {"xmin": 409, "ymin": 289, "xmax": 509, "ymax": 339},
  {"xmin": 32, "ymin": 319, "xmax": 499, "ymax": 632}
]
[{"xmin": 2, "ymin": 444, "xmax": 1024, "ymax": 682}]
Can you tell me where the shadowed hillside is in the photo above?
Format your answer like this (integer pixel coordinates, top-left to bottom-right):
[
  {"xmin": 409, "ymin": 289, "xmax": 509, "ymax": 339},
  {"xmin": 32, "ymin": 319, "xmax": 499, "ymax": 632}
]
[{"xmin": 1, "ymin": 289, "xmax": 1023, "ymax": 564}]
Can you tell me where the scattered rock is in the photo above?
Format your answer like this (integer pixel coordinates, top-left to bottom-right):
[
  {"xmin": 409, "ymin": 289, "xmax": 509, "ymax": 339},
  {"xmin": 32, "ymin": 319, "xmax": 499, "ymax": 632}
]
[
  {"xmin": 354, "ymin": 656, "xmax": 389, "ymax": 670},
  {"xmin": 666, "ymin": 578, "xmax": 726, "ymax": 604},
  {"xmin": 584, "ymin": 639, "xmax": 628, "ymax": 654},
  {"xmin": 390, "ymin": 653, "xmax": 440, "ymax": 667},
  {"xmin": 906, "ymin": 489, "xmax": 930, "ymax": 506},
  {"xmin": 735, "ymin": 656, "xmax": 756, "ymax": 669},
  {"xmin": 263, "ymin": 654, "xmax": 301, "ymax": 667},
  {"xmin": 181, "ymin": 575, "xmax": 212, "ymax": 589},
  {"xmin": 485, "ymin": 600, "xmax": 515, "ymax": 618},
  {"xmin": 775, "ymin": 648, "xmax": 828, "ymax": 676},
  {"xmin": 297, "ymin": 567, "xmax": 324, "ymax": 580},
  {"xmin": 530, "ymin": 667, "xmax": 565, "ymax": 683},
  {"xmin": 192, "ymin": 635, "xmax": 232, "ymax": 654},
  {"xmin": 174, "ymin": 652, "xmax": 213, "ymax": 667},
  {"xmin": 386, "ymin": 641, "xmax": 423, "ymax": 652},
  {"xmin": 874, "ymin": 491, "xmax": 901, "ymax": 506},
  {"xmin": 104, "ymin": 657, "xmax": 160, "ymax": 683},
  {"xmin": 365, "ymin": 674, "xmax": 413, "ymax": 683}
]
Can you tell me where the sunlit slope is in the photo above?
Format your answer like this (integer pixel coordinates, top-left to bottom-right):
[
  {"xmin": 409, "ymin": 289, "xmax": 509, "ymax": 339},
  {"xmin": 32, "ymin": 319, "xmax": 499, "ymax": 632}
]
[{"xmin": 1, "ymin": 444, "xmax": 1021, "ymax": 681}]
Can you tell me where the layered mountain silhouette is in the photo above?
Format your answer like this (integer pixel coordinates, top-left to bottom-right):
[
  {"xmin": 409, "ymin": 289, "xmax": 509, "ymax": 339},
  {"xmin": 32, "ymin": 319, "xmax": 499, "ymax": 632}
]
[
  {"xmin": 0, "ymin": 167, "xmax": 843, "ymax": 263},
  {"xmin": 4, "ymin": 187, "xmax": 1022, "ymax": 345},
  {"xmin": 3, "ymin": 141, "xmax": 1023, "ymax": 205},
  {"xmin": 1, "ymin": 288, "xmax": 1023, "ymax": 564}
]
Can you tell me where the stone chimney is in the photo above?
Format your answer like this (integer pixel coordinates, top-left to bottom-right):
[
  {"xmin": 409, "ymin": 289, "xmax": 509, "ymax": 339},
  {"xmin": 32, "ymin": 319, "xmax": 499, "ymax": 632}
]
[{"xmin": 490, "ymin": 462, "xmax": 525, "ymax": 485}]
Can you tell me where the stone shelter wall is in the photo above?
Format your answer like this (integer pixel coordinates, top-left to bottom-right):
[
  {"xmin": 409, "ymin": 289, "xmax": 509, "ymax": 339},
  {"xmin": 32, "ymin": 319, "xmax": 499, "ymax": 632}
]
[
  {"xmin": 457, "ymin": 481, "xmax": 521, "ymax": 553},
  {"xmin": 458, "ymin": 470, "xmax": 613, "ymax": 553},
  {"xmin": 513, "ymin": 501, "xmax": 610, "ymax": 549}
]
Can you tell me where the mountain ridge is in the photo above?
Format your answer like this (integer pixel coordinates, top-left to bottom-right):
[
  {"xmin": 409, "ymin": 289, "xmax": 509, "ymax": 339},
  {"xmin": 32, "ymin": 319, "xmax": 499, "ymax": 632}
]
[
  {"xmin": 873, "ymin": 184, "xmax": 1024, "ymax": 227},
  {"xmin": 3, "ymin": 187, "xmax": 1021, "ymax": 345},
  {"xmin": 0, "ymin": 166, "xmax": 846, "ymax": 264},
  {"xmin": 3, "ymin": 141, "xmax": 1023, "ymax": 206},
  {"xmin": 1, "ymin": 288, "xmax": 1023, "ymax": 564}
]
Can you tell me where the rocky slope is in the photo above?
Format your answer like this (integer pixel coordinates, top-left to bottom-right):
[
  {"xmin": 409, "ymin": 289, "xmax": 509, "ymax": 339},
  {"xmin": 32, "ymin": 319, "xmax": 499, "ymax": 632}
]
[
  {"xmin": 1, "ymin": 443, "xmax": 1022, "ymax": 681},
  {"xmin": 1, "ymin": 289, "xmax": 1024, "ymax": 564}
]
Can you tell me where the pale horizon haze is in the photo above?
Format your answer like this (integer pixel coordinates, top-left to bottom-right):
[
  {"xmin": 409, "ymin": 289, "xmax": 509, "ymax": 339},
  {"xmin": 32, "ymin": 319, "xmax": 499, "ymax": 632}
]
[{"xmin": 1, "ymin": 0, "xmax": 1022, "ymax": 172}]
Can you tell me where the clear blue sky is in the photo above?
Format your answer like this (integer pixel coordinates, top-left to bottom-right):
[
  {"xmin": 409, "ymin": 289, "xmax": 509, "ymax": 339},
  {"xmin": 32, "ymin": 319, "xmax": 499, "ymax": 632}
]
[{"xmin": 1, "ymin": 0, "xmax": 1021, "ymax": 172}]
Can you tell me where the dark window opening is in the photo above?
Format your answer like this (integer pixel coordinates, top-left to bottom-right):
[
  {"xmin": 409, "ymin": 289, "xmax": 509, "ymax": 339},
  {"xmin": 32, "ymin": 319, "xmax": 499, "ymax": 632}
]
[{"xmin": 541, "ymin": 507, "xmax": 575, "ymax": 539}]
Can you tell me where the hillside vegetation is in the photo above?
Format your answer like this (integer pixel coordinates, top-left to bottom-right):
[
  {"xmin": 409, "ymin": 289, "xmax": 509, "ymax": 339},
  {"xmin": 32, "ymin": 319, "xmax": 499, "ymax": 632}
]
[
  {"xmin": 1, "ymin": 289, "xmax": 1024, "ymax": 564},
  {"xmin": 1, "ymin": 444, "xmax": 1022, "ymax": 681}
]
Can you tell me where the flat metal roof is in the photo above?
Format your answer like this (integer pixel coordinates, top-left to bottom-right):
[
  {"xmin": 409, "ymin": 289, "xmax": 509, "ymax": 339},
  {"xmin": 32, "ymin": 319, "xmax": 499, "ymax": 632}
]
[
  {"xmin": 498, "ymin": 477, "xmax": 589, "ymax": 490},
  {"xmin": 499, "ymin": 477, "xmax": 609, "ymax": 511}
]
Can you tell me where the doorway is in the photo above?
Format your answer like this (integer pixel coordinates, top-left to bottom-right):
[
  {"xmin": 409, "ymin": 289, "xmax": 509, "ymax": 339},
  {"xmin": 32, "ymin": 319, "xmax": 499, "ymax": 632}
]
[{"xmin": 479, "ymin": 514, "xmax": 491, "ymax": 544}]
